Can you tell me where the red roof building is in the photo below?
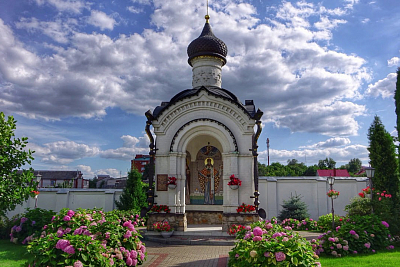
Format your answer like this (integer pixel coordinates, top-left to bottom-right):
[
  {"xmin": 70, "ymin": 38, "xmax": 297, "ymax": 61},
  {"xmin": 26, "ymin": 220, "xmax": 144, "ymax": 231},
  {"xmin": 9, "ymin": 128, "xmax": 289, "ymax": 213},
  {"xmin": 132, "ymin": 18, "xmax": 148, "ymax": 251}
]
[
  {"xmin": 131, "ymin": 154, "xmax": 151, "ymax": 173},
  {"xmin": 317, "ymin": 169, "xmax": 350, "ymax": 177}
]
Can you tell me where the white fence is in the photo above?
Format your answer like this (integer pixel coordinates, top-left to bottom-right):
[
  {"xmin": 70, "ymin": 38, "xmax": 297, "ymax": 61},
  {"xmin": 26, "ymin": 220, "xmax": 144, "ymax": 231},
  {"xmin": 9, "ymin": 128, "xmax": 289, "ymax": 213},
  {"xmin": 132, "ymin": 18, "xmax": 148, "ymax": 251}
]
[
  {"xmin": 7, "ymin": 177, "xmax": 367, "ymax": 220},
  {"xmin": 6, "ymin": 188, "xmax": 123, "ymax": 218},
  {"xmin": 259, "ymin": 176, "xmax": 368, "ymax": 220}
]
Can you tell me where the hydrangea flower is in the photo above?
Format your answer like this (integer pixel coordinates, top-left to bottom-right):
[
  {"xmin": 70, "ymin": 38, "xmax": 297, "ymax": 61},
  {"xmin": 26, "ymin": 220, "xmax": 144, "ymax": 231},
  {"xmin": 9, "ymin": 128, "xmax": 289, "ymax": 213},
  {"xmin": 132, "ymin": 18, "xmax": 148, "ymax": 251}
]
[
  {"xmin": 253, "ymin": 227, "xmax": 263, "ymax": 236},
  {"xmin": 275, "ymin": 252, "xmax": 286, "ymax": 261}
]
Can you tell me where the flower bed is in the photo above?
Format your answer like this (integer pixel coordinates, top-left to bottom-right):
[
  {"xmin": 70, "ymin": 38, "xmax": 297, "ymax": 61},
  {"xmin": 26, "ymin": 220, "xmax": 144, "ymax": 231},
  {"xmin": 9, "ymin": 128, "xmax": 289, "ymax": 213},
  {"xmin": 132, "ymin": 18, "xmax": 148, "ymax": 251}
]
[
  {"xmin": 27, "ymin": 208, "xmax": 146, "ymax": 266},
  {"xmin": 236, "ymin": 203, "xmax": 256, "ymax": 213},
  {"xmin": 229, "ymin": 218, "xmax": 320, "ymax": 266},
  {"xmin": 150, "ymin": 205, "xmax": 170, "ymax": 213}
]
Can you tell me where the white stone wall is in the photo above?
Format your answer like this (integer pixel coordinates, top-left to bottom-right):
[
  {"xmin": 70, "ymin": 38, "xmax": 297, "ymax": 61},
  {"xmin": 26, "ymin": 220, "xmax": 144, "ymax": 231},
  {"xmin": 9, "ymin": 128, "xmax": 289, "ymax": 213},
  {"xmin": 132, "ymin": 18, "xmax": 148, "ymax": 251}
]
[
  {"xmin": 258, "ymin": 176, "xmax": 368, "ymax": 220},
  {"xmin": 6, "ymin": 188, "xmax": 122, "ymax": 218}
]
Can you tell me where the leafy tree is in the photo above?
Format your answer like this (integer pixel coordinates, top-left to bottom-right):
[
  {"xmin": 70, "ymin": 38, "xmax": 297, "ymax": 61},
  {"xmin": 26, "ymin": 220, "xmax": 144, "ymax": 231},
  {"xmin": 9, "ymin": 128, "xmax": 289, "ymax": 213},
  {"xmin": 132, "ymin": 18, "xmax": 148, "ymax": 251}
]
[
  {"xmin": 318, "ymin": 157, "xmax": 336, "ymax": 169},
  {"xmin": 89, "ymin": 177, "xmax": 98, "ymax": 188},
  {"xmin": 347, "ymin": 158, "xmax": 362, "ymax": 174},
  {"xmin": 258, "ymin": 162, "xmax": 268, "ymax": 176},
  {"xmin": 278, "ymin": 194, "xmax": 309, "ymax": 221},
  {"xmin": 287, "ymin": 159, "xmax": 298, "ymax": 166},
  {"xmin": 115, "ymin": 168, "xmax": 146, "ymax": 211},
  {"xmin": 303, "ymin": 165, "xmax": 318, "ymax": 176},
  {"xmin": 367, "ymin": 115, "xmax": 398, "ymax": 197},
  {"xmin": 0, "ymin": 112, "xmax": 36, "ymax": 216}
]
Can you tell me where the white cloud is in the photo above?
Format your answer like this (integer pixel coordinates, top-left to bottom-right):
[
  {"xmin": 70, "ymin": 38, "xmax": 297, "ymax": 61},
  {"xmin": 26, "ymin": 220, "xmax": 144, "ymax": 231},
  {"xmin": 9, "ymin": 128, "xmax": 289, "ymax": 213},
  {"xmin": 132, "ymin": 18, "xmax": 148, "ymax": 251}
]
[
  {"xmin": 0, "ymin": 0, "xmax": 372, "ymax": 137},
  {"xmin": 100, "ymin": 134, "xmax": 149, "ymax": 160},
  {"xmin": 259, "ymin": 144, "xmax": 368, "ymax": 167},
  {"xmin": 31, "ymin": 141, "xmax": 100, "ymax": 164},
  {"xmin": 388, "ymin": 57, "xmax": 400, "ymax": 67},
  {"xmin": 366, "ymin": 72, "xmax": 397, "ymax": 98},
  {"xmin": 127, "ymin": 6, "xmax": 143, "ymax": 14},
  {"xmin": 34, "ymin": 0, "xmax": 88, "ymax": 14},
  {"xmin": 300, "ymin": 137, "xmax": 351, "ymax": 149},
  {"xmin": 87, "ymin": 10, "xmax": 116, "ymax": 30},
  {"xmin": 96, "ymin": 168, "xmax": 125, "ymax": 178}
]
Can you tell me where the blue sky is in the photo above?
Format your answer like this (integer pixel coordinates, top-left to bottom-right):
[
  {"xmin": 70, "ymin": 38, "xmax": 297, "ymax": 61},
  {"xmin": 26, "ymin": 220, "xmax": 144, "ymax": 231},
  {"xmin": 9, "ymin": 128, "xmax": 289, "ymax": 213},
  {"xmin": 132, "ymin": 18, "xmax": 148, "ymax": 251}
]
[{"xmin": 1, "ymin": 0, "xmax": 399, "ymax": 179}]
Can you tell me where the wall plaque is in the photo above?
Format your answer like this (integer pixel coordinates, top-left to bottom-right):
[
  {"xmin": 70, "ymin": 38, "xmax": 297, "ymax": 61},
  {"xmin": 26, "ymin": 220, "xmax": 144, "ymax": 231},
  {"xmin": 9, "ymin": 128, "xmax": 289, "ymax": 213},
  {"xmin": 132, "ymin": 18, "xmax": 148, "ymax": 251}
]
[{"xmin": 157, "ymin": 174, "xmax": 168, "ymax": 191}]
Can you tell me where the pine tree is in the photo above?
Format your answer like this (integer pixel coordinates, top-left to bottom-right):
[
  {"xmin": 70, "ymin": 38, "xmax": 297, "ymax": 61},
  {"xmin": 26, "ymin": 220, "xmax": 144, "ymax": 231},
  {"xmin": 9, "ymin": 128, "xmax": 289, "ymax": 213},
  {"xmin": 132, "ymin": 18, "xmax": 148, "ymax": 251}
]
[
  {"xmin": 395, "ymin": 67, "xmax": 400, "ymax": 145},
  {"xmin": 115, "ymin": 168, "xmax": 146, "ymax": 211},
  {"xmin": 278, "ymin": 194, "xmax": 309, "ymax": 221}
]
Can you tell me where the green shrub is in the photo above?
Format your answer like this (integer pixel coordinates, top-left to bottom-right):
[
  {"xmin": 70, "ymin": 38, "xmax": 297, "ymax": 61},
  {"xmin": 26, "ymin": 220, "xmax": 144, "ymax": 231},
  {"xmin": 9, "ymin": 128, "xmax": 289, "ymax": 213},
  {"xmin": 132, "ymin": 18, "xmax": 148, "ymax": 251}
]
[
  {"xmin": 344, "ymin": 196, "xmax": 372, "ymax": 216},
  {"xmin": 278, "ymin": 194, "xmax": 309, "ymax": 221},
  {"xmin": 27, "ymin": 208, "xmax": 147, "ymax": 266},
  {"xmin": 229, "ymin": 219, "xmax": 320, "ymax": 266},
  {"xmin": 9, "ymin": 208, "xmax": 56, "ymax": 244},
  {"xmin": 317, "ymin": 213, "xmax": 344, "ymax": 232},
  {"xmin": 0, "ymin": 215, "xmax": 13, "ymax": 239}
]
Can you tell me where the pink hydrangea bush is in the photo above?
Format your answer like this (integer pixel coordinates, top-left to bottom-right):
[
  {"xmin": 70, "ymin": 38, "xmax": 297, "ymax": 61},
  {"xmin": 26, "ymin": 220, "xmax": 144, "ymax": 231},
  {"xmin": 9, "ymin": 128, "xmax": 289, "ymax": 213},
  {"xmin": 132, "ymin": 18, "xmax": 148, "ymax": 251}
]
[
  {"xmin": 27, "ymin": 208, "xmax": 146, "ymax": 266},
  {"xmin": 316, "ymin": 214, "xmax": 393, "ymax": 257},
  {"xmin": 9, "ymin": 208, "xmax": 56, "ymax": 245},
  {"xmin": 280, "ymin": 218, "xmax": 318, "ymax": 231},
  {"xmin": 229, "ymin": 218, "xmax": 320, "ymax": 266}
]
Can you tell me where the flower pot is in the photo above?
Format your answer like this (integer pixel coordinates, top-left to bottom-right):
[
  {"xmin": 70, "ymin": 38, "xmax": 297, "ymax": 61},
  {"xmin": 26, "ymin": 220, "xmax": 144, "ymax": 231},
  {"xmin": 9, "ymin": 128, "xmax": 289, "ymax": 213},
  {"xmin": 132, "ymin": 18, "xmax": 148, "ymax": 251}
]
[
  {"xmin": 168, "ymin": 184, "xmax": 177, "ymax": 189},
  {"xmin": 161, "ymin": 231, "xmax": 174, "ymax": 238},
  {"xmin": 229, "ymin": 185, "xmax": 239, "ymax": 190},
  {"xmin": 331, "ymin": 195, "xmax": 338, "ymax": 199}
]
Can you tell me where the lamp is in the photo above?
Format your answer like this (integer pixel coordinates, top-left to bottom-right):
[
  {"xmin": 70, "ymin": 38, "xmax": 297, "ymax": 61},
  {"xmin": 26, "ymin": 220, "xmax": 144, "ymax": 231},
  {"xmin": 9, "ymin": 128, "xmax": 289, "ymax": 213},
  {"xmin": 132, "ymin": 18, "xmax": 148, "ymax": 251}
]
[
  {"xmin": 365, "ymin": 167, "xmax": 375, "ymax": 179},
  {"xmin": 327, "ymin": 175, "xmax": 336, "ymax": 231},
  {"xmin": 327, "ymin": 176, "xmax": 335, "ymax": 186},
  {"xmin": 36, "ymin": 173, "xmax": 42, "ymax": 188}
]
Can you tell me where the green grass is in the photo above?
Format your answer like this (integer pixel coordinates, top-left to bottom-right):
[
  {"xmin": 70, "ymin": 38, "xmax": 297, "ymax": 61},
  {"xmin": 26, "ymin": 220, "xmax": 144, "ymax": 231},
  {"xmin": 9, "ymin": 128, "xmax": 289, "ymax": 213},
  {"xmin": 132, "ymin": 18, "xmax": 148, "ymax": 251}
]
[
  {"xmin": 319, "ymin": 246, "xmax": 400, "ymax": 267},
  {"xmin": 0, "ymin": 239, "xmax": 32, "ymax": 267}
]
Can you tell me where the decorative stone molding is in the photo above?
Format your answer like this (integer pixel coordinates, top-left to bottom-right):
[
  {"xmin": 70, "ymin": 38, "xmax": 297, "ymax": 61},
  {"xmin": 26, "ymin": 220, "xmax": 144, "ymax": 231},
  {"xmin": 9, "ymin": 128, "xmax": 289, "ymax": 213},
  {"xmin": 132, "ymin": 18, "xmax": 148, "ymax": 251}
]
[{"xmin": 170, "ymin": 118, "xmax": 238, "ymax": 152}]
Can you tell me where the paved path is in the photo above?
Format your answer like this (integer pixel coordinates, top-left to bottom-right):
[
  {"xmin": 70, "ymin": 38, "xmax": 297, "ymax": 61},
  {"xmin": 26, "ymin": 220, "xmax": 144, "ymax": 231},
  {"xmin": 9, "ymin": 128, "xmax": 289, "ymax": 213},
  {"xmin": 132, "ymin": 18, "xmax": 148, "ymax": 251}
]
[
  {"xmin": 140, "ymin": 230, "xmax": 321, "ymax": 267},
  {"xmin": 142, "ymin": 240, "xmax": 233, "ymax": 267}
]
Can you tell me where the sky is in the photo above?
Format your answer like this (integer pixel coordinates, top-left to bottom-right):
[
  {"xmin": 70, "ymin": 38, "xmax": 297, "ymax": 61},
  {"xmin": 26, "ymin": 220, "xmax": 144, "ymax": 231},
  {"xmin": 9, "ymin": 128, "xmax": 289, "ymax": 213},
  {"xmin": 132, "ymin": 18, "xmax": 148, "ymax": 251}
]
[{"xmin": 1, "ymin": 0, "xmax": 399, "ymax": 179}]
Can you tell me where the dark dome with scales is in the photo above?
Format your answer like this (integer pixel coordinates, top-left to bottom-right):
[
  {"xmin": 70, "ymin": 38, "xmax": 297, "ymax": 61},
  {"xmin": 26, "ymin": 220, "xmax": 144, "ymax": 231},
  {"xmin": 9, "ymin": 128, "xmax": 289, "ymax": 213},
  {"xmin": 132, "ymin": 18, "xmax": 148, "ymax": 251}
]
[{"xmin": 187, "ymin": 15, "xmax": 228, "ymax": 66}]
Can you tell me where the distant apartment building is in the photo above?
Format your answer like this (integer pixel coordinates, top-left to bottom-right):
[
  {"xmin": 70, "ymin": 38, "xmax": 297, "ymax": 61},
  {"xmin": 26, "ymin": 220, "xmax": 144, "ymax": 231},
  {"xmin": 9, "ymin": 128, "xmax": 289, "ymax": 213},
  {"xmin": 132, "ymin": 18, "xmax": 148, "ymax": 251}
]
[
  {"xmin": 131, "ymin": 154, "xmax": 151, "ymax": 173},
  {"xmin": 96, "ymin": 174, "xmax": 127, "ymax": 189},
  {"xmin": 33, "ymin": 170, "xmax": 89, "ymax": 188}
]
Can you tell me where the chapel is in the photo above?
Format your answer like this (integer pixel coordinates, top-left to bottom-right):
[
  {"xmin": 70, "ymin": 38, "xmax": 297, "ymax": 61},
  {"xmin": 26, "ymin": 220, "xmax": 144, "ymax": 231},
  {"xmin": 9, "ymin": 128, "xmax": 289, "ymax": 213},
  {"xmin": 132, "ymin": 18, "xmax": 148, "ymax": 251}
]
[{"xmin": 144, "ymin": 14, "xmax": 263, "ymax": 231}]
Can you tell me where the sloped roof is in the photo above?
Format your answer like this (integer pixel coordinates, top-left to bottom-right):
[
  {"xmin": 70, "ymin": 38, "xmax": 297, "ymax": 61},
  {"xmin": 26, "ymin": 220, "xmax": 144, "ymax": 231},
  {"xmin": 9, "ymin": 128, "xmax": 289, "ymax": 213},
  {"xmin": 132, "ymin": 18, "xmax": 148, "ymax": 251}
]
[
  {"xmin": 317, "ymin": 169, "xmax": 350, "ymax": 177},
  {"xmin": 152, "ymin": 86, "xmax": 258, "ymax": 119},
  {"xmin": 32, "ymin": 170, "xmax": 81, "ymax": 180}
]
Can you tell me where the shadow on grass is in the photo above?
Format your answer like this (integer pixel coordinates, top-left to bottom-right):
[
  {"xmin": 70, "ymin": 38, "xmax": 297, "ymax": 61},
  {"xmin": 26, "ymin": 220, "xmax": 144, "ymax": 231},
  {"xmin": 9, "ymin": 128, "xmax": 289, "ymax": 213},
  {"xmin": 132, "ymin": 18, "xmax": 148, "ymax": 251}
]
[{"xmin": 0, "ymin": 239, "xmax": 32, "ymax": 267}]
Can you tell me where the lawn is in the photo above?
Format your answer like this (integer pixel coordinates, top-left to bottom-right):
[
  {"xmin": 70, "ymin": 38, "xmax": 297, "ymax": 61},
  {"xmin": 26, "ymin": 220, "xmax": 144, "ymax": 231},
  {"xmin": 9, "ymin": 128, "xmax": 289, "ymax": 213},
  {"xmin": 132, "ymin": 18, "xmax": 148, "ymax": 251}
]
[
  {"xmin": 1, "ymin": 238, "xmax": 400, "ymax": 266},
  {"xmin": 318, "ymin": 246, "xmax": 400, "ymax": 267},
  {"xmin": 0, "ymin": 239, "xmax": 32, "ymax": 267}
]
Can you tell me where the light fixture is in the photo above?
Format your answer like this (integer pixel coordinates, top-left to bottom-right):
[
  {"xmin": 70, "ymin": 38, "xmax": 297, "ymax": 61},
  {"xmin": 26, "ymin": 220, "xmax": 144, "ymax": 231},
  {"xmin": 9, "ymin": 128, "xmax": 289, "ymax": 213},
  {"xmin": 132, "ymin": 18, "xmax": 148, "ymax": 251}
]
[
  {"xmin": 327, "ymin": 176, "xmax": 335, "ymax": 185},
  {"xmin": 365, "ymin": 167, "xmax": 375, "ymax": 179},
  {"xmin": 36, "ymin": 173, "xmax": 42, "ymax": 187}
]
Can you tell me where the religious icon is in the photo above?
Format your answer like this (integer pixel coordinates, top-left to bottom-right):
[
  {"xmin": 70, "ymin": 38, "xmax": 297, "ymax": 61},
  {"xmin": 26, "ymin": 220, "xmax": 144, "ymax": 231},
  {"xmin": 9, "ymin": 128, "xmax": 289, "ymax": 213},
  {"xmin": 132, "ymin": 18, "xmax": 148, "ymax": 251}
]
[{"xmin": 198, "ymin": 157, "xmax": 221, "ymax": 204}]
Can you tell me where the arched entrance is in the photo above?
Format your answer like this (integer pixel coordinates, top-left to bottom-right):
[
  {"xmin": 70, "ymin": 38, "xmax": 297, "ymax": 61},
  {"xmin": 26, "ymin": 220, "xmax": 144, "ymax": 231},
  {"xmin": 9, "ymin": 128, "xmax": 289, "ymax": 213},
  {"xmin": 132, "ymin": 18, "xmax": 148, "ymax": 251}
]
[{"xmin": 187, "ymin": 143, "xmax": 223, "ymax": 205}]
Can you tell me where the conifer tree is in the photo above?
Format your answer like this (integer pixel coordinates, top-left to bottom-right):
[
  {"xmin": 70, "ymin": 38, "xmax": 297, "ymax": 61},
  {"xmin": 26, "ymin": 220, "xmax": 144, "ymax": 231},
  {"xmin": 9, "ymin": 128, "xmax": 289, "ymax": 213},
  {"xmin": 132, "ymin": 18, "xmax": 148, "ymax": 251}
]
[
  {"xmin": 115, "ymin": 168, "xmax": 146, "ymax": 211},
  {"xmin": 278, "ymin": 194, "xmax": 309, "ymax": 221},
  {"xmin": 367, "ymin": 115, "xmax": 398, "ymax": 197}
]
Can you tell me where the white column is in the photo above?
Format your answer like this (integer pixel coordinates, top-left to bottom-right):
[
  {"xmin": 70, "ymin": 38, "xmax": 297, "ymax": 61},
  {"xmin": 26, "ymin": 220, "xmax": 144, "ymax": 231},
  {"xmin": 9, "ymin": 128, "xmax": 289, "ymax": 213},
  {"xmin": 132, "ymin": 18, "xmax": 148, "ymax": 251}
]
[{"xmin": 223, "ymin": 152, "xmax": 239, "ymax": 213}]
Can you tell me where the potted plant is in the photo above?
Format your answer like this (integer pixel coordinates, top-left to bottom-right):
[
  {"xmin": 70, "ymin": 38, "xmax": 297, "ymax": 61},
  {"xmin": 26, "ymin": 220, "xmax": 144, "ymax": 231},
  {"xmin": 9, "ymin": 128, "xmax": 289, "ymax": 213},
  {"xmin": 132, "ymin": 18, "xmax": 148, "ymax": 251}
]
[
  {"xmin": 228, "ymin": 174, "xmax": 242, "ymax": 190},
  {"xmin": 153, "ymin": 220, "xmax": 174, "ymax": 238},
  {"xmin": 327, "ymin": 189, "xmax": 340, "ymax": 199},
  {"xmin": 150, "ymin": 204, "xmax": 171, "ymax": 213},
  {"xmin": 167, "ymin": 176, "xmax": 177, "ymax": 189},
  {"xmin": 236, "ymin": 203, "xmax": 256, "ymax": 213}
]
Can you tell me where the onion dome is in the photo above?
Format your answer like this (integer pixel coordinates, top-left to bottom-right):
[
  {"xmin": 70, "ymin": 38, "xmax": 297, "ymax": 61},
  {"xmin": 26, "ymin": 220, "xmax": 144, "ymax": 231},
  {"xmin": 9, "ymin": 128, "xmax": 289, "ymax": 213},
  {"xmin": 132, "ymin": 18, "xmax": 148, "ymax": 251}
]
[{"xmin": 187, "ymin": 15, "xmax": 228, "ymax": 66}]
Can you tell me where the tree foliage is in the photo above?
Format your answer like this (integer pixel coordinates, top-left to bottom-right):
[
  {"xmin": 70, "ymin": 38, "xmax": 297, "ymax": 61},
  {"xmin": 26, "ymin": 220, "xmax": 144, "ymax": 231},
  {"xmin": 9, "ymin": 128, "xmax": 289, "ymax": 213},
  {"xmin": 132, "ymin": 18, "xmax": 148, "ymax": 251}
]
[
  {"xmin": 258, "ymin": 161, "xmax": 318, "ymax": 176},
  {"xmin": 278, "ymin": 194, "xmax": 309, "ymax": 221},
  {"xmin": 395, "ymin": 67, "xmax": 400, "ymax": 144},
  {"xmin": 0, "ymin": 112, "xmax": 36, "ymax": 216},
  {"xmin": 318, "ymin": 157, "xmax": 336, "ymax": 169},
  {"xmin": 115, "ymin": 168, "xmax": 146, "ymax": 211},
  {"xmin": 367, "ymin": 116, "xmax": 398, "ymax": 201},
  {"xmin": 340, "ymin": 158, "xmax": 363, "ymax": 174}
]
